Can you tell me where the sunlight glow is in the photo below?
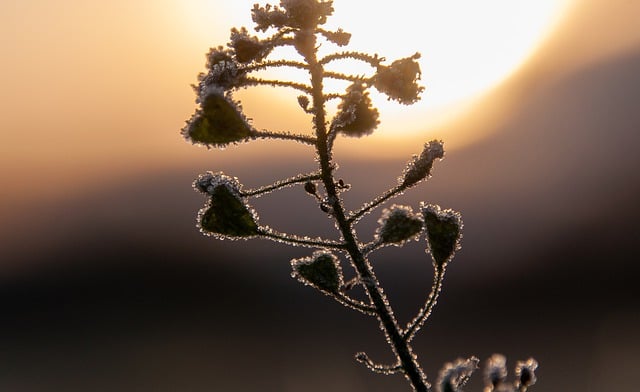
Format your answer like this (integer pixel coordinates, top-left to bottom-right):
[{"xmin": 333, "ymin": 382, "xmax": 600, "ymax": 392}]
[{"xmin": 179, "ymin": 0, "xmax": 574, "ymax": 135}]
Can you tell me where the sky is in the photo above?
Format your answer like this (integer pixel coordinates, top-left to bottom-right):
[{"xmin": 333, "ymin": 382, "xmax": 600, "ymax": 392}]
[{"xmin": 1, "ymin": 1, "xmax": 640, "ymax": 391}]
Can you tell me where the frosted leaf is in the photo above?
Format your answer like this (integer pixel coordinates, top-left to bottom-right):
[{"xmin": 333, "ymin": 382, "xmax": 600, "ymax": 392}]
[
  {"xmin": 436, "ymin": 357, "xmax": 479, "ymax": 392},
  {"xmin": 182, "ymin": 89, "xmax": 252, "ymax": 148},
  {"xmin": 197, "ymin": 46, "xmax": 246, "ymax": 92},
  {"xmin": 319, "ymin": 28, "xmax": 351, "ymax": 46},
  {"xmin": 375, "ymin": 205, "xmax": 423, "ymax": 246},
  {"xmin": 229, "ymin": 27, "xmax": 270, "ymax": 63},
  {"xmin": 422, "ymin": 204, "xmax": 463, "ymax": 268},
  {"xmin": 291, "ymin": 251, "xmax": 344, "ymax": 293},
  {"xmin": 195, "ymin": 174, "xmax": 259, "ymax": 239},
  {"xmin": 332, "ymin": 81, "xmax": 379, "ymax": 137},
  {"xmin": 514, "ymin": 358, "xmax": 538, "ymax": 390},
  {"xmin": 400, "ymin": 140, "xmax": 445, "ymax": 188},
  {"xmin": 484, "ymin": 354, "xmax": 508, "ymax": 390}
]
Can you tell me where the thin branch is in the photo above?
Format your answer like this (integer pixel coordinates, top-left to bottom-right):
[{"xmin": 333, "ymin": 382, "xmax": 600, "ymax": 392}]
[
  {"xmin": 241, "ymin": 171, "xmax": 323, "ymax": 197},
  {"xmin": 348, "ymin": 184, "xmax": 406, "ymax": 224},
  {"xmin": 243, "ymin": 60, "xmax": 309, "ymax": 73},
  {"xmin": 355, "ymin": 352, "xmax": 403, "ymax": 375},
  {"xmin": 403, "ymin": 266, "xmax": 446, "ymax": 342},
  {"xmin": 251, "ymin": 129, "xmax": 317, "ymax": 145},
  {"xmin": 257, "ymin": 228, "xmax": 346, "ymax": 250},
  {"xmin": 244, "ymin": 77, "xmax": 313, "ymax": 94},
  {"xmin": 323, "ymin": 71, "xmax": 368, "ymax": 83},
  {"xmin": 334, "ymin": 292, "xmax": 377, "ymax": 316},
  {"xmin": 324, "ymin": 93, "xmax": 344, "ymax": 101},
  {"xmin": 319, "ymin": 51, "xmax": 384, "ymax": 67}
]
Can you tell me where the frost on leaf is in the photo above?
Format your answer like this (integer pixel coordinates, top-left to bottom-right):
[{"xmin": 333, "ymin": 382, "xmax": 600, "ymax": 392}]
[
  {"xmin": 291, "ymin": 251, "xmax": 343, "ymax": 294},
  {"xmin": 229, "ymin": 27, "xmax": 270, "ymax": 63},
  {"xmin": 197, "ymin": 46, "xmax": 246, "ymax": 91},
  {"xmin": 195, "ymin": 173, "xmax": 259, "ymax": 238},
  {"xmin": 436, "ymin": 357, "xmax": 479, "ymax": 392},
  {"xmin": 514, "ymin": 358, "xmax": 538, "ymax": 390},
  {"xmin": 332, "ymin": 82, "xmax": 379, "ymax": 137},
  {"xmin": 183, "ymin": 89, "xmax": 252, "ymax": 147},
  {"xmin": 374, "ymin": 53, "xmax": 424, "ymax": 104},
  {"xmin": 400, "ymin": 140, "xmax": 445, "ymax": 188},
  {"xmin": 422, "ymin": 204, "xmax": 463, "ymax": 268},
  {"xmin": 484, "ymin": 354, "xmax": 508, "ymax": 390},
  {"xmin": 376, "ymin": 205, "xmax": 423, "ymax": 246}
]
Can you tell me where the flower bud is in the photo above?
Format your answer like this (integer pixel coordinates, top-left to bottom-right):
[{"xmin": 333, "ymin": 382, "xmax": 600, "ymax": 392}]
[
  {"xmin": 376, "ymin": 205, "xmax": 423, "ymax": 245},
  {"xmin": 183, "ymin": 89, "xmax": 252, "ymax": 147},
  {"xmin": 484, "ymin": 354, "xmax": 508, "ymax": 389},
  {"xmin": 230, "ymin": 27, "xmax": 269, "ymax": 63},
  {"xmin": 374, "ymin": 53, "xmax": 424, "ymax": 104},
  {"xmin": 422, "ymin": 204, "xmax": 463, "ymax": 268},
  {"xmin": 197, "ymin": 176, "xmax": 259, "ymax": 238},
  {"xmin": 332, "ymin": 82, "xmax": 379, "ymax": 137},
  {"xmin": 291, "ymin": 251, "xmax": 344, "ymax": 293},
  {"xmin": 515, "ymin": 358, "xmax": 538, "ymax": 390},
  {"xmin": 400, "ymin": 140, "xmax": 445, "ymax": 188}
]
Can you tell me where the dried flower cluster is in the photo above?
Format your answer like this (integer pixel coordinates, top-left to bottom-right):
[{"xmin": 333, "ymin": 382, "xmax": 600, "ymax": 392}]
[{"xmin": 182, "ymin": 1, "xmax": 537, "ymax": 391}]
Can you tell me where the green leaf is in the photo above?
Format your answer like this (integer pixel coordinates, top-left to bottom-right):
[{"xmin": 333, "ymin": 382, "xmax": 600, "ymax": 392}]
[
  {"xmin": 199, "ymin": 183, "xmax": 258, "ymax": 237},
  {"xmin": 183, "ymin": 91, "xmax": 252, "ymax": 147},
  {"xmin": 291, "ymin": 252, "xmax": 343, "ymax": 293}
]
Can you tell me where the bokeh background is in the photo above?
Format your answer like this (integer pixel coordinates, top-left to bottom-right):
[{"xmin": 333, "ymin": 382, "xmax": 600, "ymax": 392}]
[{"xmin": 1, "ymin": 0, "xmax": 639, "ymax": 391}]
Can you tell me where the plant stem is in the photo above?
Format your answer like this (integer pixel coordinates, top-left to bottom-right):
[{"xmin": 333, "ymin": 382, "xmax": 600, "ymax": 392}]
[{"xmin": 305, "ymin": 34, "xmax": 430, "ymax": 392}]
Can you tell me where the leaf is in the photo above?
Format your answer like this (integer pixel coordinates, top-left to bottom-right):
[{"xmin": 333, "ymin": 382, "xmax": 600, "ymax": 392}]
[
  {"xmin": 422, "ymin": 204, "xmax": 463, "ymax": 267},
  {"xmin": 291, "ymin": 251, "xmax": 343, "ymax": 293},
  {"xmin": 199, "ymin": 182, "xmax": 258, "ymax": 238},
  {"xmin": 376, "ymin": 205, "xmax": 423, "ymax": 245}
]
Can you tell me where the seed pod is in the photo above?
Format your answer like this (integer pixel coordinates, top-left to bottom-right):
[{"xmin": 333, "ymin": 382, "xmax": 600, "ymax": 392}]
[
  {"xmin": 376, "ymin": 205, "xmax": 423, "ymax": 246},
  {"xmin": 291, "ymin": 252, "xmax": 344, "ymax": 294},
  {"xmin": 400, "ymin": 140, "xmax": 445, "ymax": 188},
  {"xmin": 422, "ymin": 204, "xmax": 463, "ymax": 268},
  {"xmin": 374, "ymin": 53, "xmax": 424, "ymax": 105}
]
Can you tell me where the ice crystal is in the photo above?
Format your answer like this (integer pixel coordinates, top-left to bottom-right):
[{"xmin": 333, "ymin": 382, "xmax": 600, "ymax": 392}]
[
  {"xmin": 422, "ymin": 204, "xmax": 463, "ymax": 268},
  {"xmin": 291, "ymin": 251, "xmax": 344, "ymax": 293},
  {"xmin": 376, "ymin": 205, "xmax": 423, "ymax": 246}
]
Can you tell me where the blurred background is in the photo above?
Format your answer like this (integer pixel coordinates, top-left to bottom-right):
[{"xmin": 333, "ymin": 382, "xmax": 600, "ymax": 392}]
[{"xmin": 1, "ymin": 0, "xmax": 639, "ymax": 391}]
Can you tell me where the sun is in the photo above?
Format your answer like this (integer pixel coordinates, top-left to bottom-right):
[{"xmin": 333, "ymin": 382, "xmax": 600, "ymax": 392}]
[{"xmin": 179, "ymin": 0, "xmax": 574, "ymax": 134}]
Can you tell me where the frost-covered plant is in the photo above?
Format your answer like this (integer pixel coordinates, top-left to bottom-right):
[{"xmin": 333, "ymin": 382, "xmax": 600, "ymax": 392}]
[{"xmin": 182, "ymin": 1, "xmax": 537, "ymax": 391}]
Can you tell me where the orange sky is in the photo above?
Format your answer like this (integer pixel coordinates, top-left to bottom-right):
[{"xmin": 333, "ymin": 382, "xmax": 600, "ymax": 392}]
[{"xmin": 1, "ymin": 0, "xmax": 639, "ymax": 207}]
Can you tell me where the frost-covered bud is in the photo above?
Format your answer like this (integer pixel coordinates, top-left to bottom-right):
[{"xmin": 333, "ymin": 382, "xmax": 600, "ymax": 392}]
[
  {"xmin": 199, "ymin": 46, "xmax": 246, "ymax": 91},
  {"xmin": 291, "ymin": 251, "xmax": 343, "ymax": 293},
  {"xmin": 320, "ymin": 28, "xmax": 351, "ymax": 46},
  {"xmin": 514, "ymin": 358, "xmax": 538, "ymax": 390},
  {"xmin": 251, "ymin": 3, "xmax": 288, "ymax": 32},
  {"xmin": 484, "ymin": 354, "xmax": 508, "ymax": 390},
  {"xmin": 374, "ymin": 53, "xmax": 424, "ymax": 104},
  {"xmin": 297, "ymin": 95, "xmax": 310, "ymax": 112},
  {"xmin": 332, "ymin": 82, "xmax": 379, "ymax": 137},
  {"xmin": 183, "ymin": 89, "xmax": 252, "ymax": 148},
  {"xmin": 281, "ymin": 0, "xmax": 334, "ymax": 29},
  {"xmin": 304, "ymin": 181, "xmax": 317, "ymax": 195},
  {"xmin": 196, "ymin": 175, "xmax": 259, "ymax": 238},
  {"xmin": 422, "ymin": 204, "xmax": 463, "ymax": 268},
  {"xmin": 436, "ymin": 357, "xmax": 479, "ymax": 392},
  {"xmin": 229, "ymin": 27, "xmax": 269, "ymax": 63},
  {"xmin": 400, "ymin": 140, "xmax": 445, "ymax": 187},
  {"xmin": 376, "ymin": 205, "xmax": 423, "ymax": 246}
]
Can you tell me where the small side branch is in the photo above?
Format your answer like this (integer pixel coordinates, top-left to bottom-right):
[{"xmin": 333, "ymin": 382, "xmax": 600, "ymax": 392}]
[
  {"xmin": 355, "ymin": 352, "xmax": 403, "ymax": 375},
  {"xmin": 320, "ymin": 51, "xmax": 383, "ymax": 67},
  {"xmin": 244, "ymin": 77, "xmax": 313, "ymax": 94},
  {"xmin": 258, "ymin": 228, "xmax": 346, "ymax": 250},
  {"xmin": 251, "ymin": 129, "xmax": 317, "ymax": 145},
  {"xmin": 334, "ymin": 292, "xmax": 377, "ymax": 316},
  {"xmin": 323, "ymin": 71, "xmax": 369, "ymax": 83},
  {"xmin": 348, "ymin": 184, "xmax": 406, "ymax": 224},
  {"xmin": 403, "ymin": 266, "xmax": 446, "ymax": 342},
  {"xmin": 241, "ymin": 171, "xmax": 323, "ymax": 197},
  {"xmin": 243, "ymin": 60, "xmax": 309, "ymax": 73}
]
